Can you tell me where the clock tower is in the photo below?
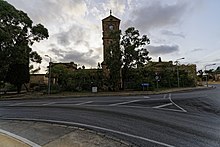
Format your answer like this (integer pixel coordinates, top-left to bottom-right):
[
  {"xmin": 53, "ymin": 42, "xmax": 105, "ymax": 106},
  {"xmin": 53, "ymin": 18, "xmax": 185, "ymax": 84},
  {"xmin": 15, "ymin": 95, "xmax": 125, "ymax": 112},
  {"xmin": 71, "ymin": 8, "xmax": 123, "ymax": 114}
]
[{"xmin": 102, "ymin": 11, "xmax": 121, "ymax": 64}]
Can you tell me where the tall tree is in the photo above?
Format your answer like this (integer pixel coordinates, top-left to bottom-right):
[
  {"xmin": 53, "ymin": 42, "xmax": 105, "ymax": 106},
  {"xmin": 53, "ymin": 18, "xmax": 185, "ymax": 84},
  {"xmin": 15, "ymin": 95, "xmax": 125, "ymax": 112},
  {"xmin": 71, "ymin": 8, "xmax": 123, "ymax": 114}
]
[
  {"xmin": 105, "ymin": 31, "xmax": 122, "ymax": 91},
  {"xmin": 121, "ymin": 27, "xmax": 151, "ymax": 89},
  {"xmin": 0, "ymin": 0, "xmax": 49, "ymax": 93}
]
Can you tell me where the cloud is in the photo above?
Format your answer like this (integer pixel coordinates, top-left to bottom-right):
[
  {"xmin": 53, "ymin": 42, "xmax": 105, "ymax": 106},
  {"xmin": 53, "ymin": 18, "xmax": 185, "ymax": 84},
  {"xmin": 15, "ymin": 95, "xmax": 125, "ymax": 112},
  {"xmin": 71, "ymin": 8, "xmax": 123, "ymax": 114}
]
[
  {"xmin": 191, "ymin": 48, "xmax": 204, "ymax": 52},
  {"xmin": 124, "ymin": 1, "xmax": 192, "ymax": 31},
  {"xmin": 161, "ymin": 30, "xmax": 185, "ymax": 38},
  {"xmin": 50, "ymin": 48, "xmax": 65, "ymax": 57},
  {"xmin": 6, "ymin": 0, "xmax": 200, "ymax": 70},
  {"xmin": 54, "ymin": 24, "xmax": 90, "ymax": 47},
  {"xmin": 148, "ymin": 45, "xmax": 179, "ymax": 55},
  {"xmin": 50, "ymin": 48, "xmax": 100, "ymax": 67},
  {"xmin": 212, "ymin": 58, "xmax": 220, "ymax": 62},
  {"xmin": 99, "ymin": 0, "xmax": 127, "ymax": 15},
  {"xmin": 7, "ymin": 0, "xmax": 88, "ymax": 25}
]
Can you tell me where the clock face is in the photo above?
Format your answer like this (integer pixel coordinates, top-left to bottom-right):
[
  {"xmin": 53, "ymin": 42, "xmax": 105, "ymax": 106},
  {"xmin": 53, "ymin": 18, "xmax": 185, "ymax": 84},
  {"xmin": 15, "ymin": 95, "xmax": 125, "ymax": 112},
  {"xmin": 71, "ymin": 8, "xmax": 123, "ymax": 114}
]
[{"xmin": 109, "ymin": 24, "xmax": 114, "ymax": 30}]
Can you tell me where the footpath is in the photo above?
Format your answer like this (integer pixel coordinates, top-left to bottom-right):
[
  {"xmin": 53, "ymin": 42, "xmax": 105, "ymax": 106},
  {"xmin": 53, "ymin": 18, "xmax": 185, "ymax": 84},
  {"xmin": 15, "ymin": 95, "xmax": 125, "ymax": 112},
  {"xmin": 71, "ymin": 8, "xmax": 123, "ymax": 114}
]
[{"xmin": 0, "ymin": 86, "xmax": 213, "ymax": 147}]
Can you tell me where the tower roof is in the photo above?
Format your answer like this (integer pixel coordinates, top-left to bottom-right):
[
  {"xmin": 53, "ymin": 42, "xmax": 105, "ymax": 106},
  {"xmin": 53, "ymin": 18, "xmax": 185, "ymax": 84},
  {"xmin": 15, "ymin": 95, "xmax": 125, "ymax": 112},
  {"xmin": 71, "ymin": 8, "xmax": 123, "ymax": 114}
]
[{"xmin": 102, "ymin": 13, "xmax": 120, "ymax": 22}]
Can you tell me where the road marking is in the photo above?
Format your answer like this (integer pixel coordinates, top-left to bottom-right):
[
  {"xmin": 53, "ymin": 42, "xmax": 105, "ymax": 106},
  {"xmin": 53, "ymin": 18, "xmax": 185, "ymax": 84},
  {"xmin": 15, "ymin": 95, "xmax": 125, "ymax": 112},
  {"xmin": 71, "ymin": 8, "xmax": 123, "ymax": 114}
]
[
  {"xmin": 74, "ymin": 101, "xmax": 93, "ymax": 106},
  {"xmin": 42, "ymin": 102, "xmax": 57, "ymax": 106},
  {"xmin": 109, "ymin": 100, "xmax": 141, "ymax": 106},
  {"xmin": 144, "ymin": 96, "xmax": 150, "ymax": 98},
  {"xmin": 168, "ymin": 94, "xmax": 187, "ymax": 113},
  {"xmin": 9, "ymin": 102, "xmax": 45, "ymax": 106},
  {"xmin": 4, "ymin": 118, "xmax": 175, "ymax": 147},
  {"xmin": 153, "ymin": 107, "xmax": 186, "ymax": 113},
  {"xmin": 163, "ymin": 94, "xmax": 167, "ymax": 99},
  {"xmin": 85, "ymin": 104, "xmax": 152, "ymax": 109},
  {"xmin": 153, "ymin": 103, "xmax": 173, "ymax": 109},
  {"xmin": 0, "ymin": 128, "xmax": 41, "ymax": 147},
  {"xmin": 9, "ymin": 103, "xmax": 26, "ymax": 106}
]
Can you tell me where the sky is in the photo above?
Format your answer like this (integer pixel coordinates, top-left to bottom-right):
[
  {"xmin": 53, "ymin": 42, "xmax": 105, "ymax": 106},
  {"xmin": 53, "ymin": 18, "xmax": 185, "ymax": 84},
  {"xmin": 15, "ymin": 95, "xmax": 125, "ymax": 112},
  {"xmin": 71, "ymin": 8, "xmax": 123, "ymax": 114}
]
[{"xmin": 5, "ymin": 0, "xmax": 220, "ymax": 73}]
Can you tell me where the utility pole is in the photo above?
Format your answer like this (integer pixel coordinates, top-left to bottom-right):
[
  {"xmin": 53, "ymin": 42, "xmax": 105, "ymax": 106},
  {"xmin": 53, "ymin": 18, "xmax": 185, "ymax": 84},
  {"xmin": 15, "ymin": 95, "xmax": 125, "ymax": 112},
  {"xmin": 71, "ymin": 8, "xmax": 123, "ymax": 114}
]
[
  {"xmin": 205, "ymin": 63, "xmax": 216, "ymax": 87},
  {"xmin": 175, "ymin": 57, "xmax": 185, "ymax": 88}
]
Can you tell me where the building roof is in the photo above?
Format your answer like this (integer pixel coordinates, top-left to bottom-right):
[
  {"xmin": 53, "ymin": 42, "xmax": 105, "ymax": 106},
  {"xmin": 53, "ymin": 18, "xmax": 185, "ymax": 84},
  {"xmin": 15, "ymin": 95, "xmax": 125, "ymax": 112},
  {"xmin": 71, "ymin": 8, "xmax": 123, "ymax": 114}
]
[{"xmin": 102, "ymin": 14, "xmax": 120, "ymax": 22}]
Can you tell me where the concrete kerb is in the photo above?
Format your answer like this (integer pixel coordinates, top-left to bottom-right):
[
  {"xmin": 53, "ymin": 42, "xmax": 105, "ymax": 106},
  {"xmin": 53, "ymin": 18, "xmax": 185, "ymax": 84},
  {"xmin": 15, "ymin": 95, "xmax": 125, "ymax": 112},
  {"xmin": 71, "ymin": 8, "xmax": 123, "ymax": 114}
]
[{"xmin": 0, "ymin": 86, "xmax": 213, "ymax": 101}]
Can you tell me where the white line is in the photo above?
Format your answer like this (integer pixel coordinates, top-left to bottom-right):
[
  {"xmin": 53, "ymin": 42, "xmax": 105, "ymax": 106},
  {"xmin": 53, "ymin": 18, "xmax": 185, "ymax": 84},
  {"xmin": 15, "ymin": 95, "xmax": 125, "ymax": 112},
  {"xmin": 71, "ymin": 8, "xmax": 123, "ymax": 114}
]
[
  {"xmin": 4, "ymin": 118, "xmax": 175, "ymax": 147},
  {"xmin": 144, "ymin": 96, "xmax": 150, "ymax": 98},
  {"xmin": 163, "ymin": 94, "xmax": 167, "ymax": 99},
  {"xmin": 42, "ymin": 102, "xmax": 57, "ymax": 106},
  {"xmin": 9, "ymin": 103, "xmax": 26, "ymax": 106},
  {"xmin": 0, "ymin": 128, "xmax": 41, "ymax": 147},
  {"xmin": 168, "ymin": 94, "xmax": 187, "ymax": 113},
  {"xmin": 153, "ymin": 103, "xmax": 173, "ymax": 109},
  {"xmin": 9, "ymin": 102, "xmax": 45, "ymax": 106},
  {"xmin": 80, "ymin": 104, "xmax": 152, "ymax": 109},
  {"xmin": 153, "ymin": 107, "xmax": 186, "ymax": 113},
  {"xmin": 74, "ymin": 101, "xmax": 93, "ymax": 106},
  {"xmin": 109, "ymin": 100, "xmax": 140, "ymax": 106}
]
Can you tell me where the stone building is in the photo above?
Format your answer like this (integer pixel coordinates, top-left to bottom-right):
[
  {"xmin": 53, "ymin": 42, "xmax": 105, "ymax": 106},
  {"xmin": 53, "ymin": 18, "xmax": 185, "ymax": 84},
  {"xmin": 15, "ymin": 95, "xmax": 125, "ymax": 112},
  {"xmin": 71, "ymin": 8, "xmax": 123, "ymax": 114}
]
[
  {"xmin": 101, "ymin": 12, "xmax": 121, "ymax": 77},
  {"xmin": 30, "ymin": 12, "xmax": 198, "ymax": 91}
]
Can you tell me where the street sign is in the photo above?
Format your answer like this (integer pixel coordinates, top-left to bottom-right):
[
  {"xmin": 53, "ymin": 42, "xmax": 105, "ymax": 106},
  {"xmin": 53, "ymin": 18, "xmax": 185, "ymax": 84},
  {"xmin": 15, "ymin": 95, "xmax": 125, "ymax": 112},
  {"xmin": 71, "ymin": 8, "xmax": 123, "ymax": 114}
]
[
  {"xmin": 141, "ymin": 83, "xmax": 149, "ymax": 91},
  {"xmin": 141, "ymin": 83, "xmax": 149, "ymax": 87}
]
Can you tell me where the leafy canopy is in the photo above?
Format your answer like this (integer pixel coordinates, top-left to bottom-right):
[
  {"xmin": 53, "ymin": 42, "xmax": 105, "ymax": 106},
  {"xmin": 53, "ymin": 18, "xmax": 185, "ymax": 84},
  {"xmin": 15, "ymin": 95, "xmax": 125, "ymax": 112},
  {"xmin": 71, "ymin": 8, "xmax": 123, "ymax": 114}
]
[
  {"xmin": 0, "ymin": 0, "xmax": 49, "ymax": 92},
  {"xmin": 121, "ymin": 27, "xmax": 151, "ymax": 69}
]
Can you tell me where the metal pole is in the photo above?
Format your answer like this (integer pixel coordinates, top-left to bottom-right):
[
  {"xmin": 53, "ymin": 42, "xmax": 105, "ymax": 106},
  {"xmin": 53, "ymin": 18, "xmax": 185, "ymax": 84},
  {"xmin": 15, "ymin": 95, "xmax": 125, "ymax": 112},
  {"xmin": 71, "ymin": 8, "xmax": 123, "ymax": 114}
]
[
  {"xmin": 177, "ymin": 65, "xmax": 180, "ymax": 88},
  {"xmin": 204, "ymin": 63, "xmax": 216, "ymax": 87},
  {"xmin": 48, "ymin": 60, "xmax": 51, "ymax": 94},
  {"xmin": 205, "ymin": 65, "xmax": 207, "ymax": 87},
  {"xmin": 175, "ymin": 58, "xmax": 184, "ymax": 88},
  {"xmin": 156, "ymin": 80, "xmax": 159, "ymax": 90}
]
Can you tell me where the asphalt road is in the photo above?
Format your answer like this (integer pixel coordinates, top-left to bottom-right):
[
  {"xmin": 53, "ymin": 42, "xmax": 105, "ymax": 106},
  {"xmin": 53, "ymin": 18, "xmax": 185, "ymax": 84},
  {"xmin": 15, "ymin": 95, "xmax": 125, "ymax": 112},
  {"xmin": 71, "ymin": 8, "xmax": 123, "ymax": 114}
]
[{"xmin": 0, "ymin": 85, "xmax": 220, "ymax": 147}]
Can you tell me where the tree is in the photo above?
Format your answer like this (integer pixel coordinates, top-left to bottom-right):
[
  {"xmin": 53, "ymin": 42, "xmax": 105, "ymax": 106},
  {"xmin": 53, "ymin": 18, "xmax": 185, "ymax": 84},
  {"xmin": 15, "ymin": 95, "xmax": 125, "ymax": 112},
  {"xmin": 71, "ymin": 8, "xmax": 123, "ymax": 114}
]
[
  {"xmin": 105, "ymin": 31, "xmax": 122, "ymax": 91},
  {"xmin": 205, "ymin": 69, "xmax": 215, "ymax": 81},
  {"xmin": 121, "ymin": 27, "xmax": 151, "ymax": 89},
  {"xmin": 0, "ymin": 0, "xmax": 49, "ymax": 93},
  {"xmin": 5, "ymin": 64, "xmax": 29, "ymax": 93}
]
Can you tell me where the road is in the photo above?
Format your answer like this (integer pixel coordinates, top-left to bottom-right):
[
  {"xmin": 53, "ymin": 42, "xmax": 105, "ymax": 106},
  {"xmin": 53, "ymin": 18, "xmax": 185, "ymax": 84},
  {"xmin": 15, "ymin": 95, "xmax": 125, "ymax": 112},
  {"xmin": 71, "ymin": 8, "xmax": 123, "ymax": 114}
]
[{"xmin": 0, "ymin": 85, "xmax": 220, "ymax": 147}]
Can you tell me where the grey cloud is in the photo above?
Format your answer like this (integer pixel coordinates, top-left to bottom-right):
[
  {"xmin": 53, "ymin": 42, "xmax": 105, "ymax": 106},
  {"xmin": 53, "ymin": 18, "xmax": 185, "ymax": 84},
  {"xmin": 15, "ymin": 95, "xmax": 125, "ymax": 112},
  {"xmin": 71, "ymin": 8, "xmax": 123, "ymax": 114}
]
[
  {"xmin": 191, "ymin": 48, "xmax": 204, "ymax": 52},
  {"xmin": 161, "ymin": 30, "xmax": 185, "ymax": 38},
  {"xmin": 148, "ymin": 45, "xmax": 179, "ymax": 55},
  {"xmin": 50, "ymin": 48, "xmax": 100, "ymax": 67},
  {"xmin": 56, "ymin": 32, "xmax": 71, "ymax": 46},
  {"xmin": 212, "ymin": 58, "xmax": 220, "ymax": 62},
  {"xmin": 54, "ymin": 24, "xmax": 90, "ymax": 47},
  {"xmin": 7, "ymin": 0, "xmax": 87, "ymax": 25},
  {"xmin": 61, "ymin": 51, "xmax": 100, "ymax": 67},
  {"xmin": 50, "ymin": 48, "xmax": 65, "ymax": 57},
  {"xmin": 125, "ymin": 1, "xmax": 191, "ymax": 31}
]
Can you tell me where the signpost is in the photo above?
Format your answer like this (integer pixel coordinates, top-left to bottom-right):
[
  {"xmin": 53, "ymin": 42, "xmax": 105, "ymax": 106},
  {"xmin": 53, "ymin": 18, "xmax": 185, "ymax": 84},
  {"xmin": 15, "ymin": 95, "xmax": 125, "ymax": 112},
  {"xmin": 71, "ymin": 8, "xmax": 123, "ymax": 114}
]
[
  {"xmin": 141, "ymin": 83, "xmax": 149, "ymax": 91},
  {"xmin": 155, "ymin": 72, "xmax": 161, "ymax": 90}
]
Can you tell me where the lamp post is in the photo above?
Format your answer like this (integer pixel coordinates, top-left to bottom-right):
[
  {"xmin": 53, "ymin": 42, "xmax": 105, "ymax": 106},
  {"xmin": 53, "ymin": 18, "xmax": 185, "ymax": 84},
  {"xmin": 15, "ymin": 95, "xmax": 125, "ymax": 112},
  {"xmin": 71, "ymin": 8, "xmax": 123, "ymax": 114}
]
[
  {"xmin": 175, "ymin": 57, "xmax": 185, "ymax": 88},
  {"xmin": 204, "ymin": 63, "xmax": 216, "ymax": 87},
  {"xmin": 45, "ymin": 55, "xmax": 52, "ymax": 94}
]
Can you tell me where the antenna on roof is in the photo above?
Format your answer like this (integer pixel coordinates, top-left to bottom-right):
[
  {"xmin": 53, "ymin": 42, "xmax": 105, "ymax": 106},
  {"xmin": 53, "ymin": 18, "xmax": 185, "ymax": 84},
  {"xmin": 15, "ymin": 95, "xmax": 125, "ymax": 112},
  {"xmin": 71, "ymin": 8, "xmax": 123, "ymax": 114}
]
[{"xmin": 110, "ymin": 9, "xmax": 112, "ymax": 15}]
